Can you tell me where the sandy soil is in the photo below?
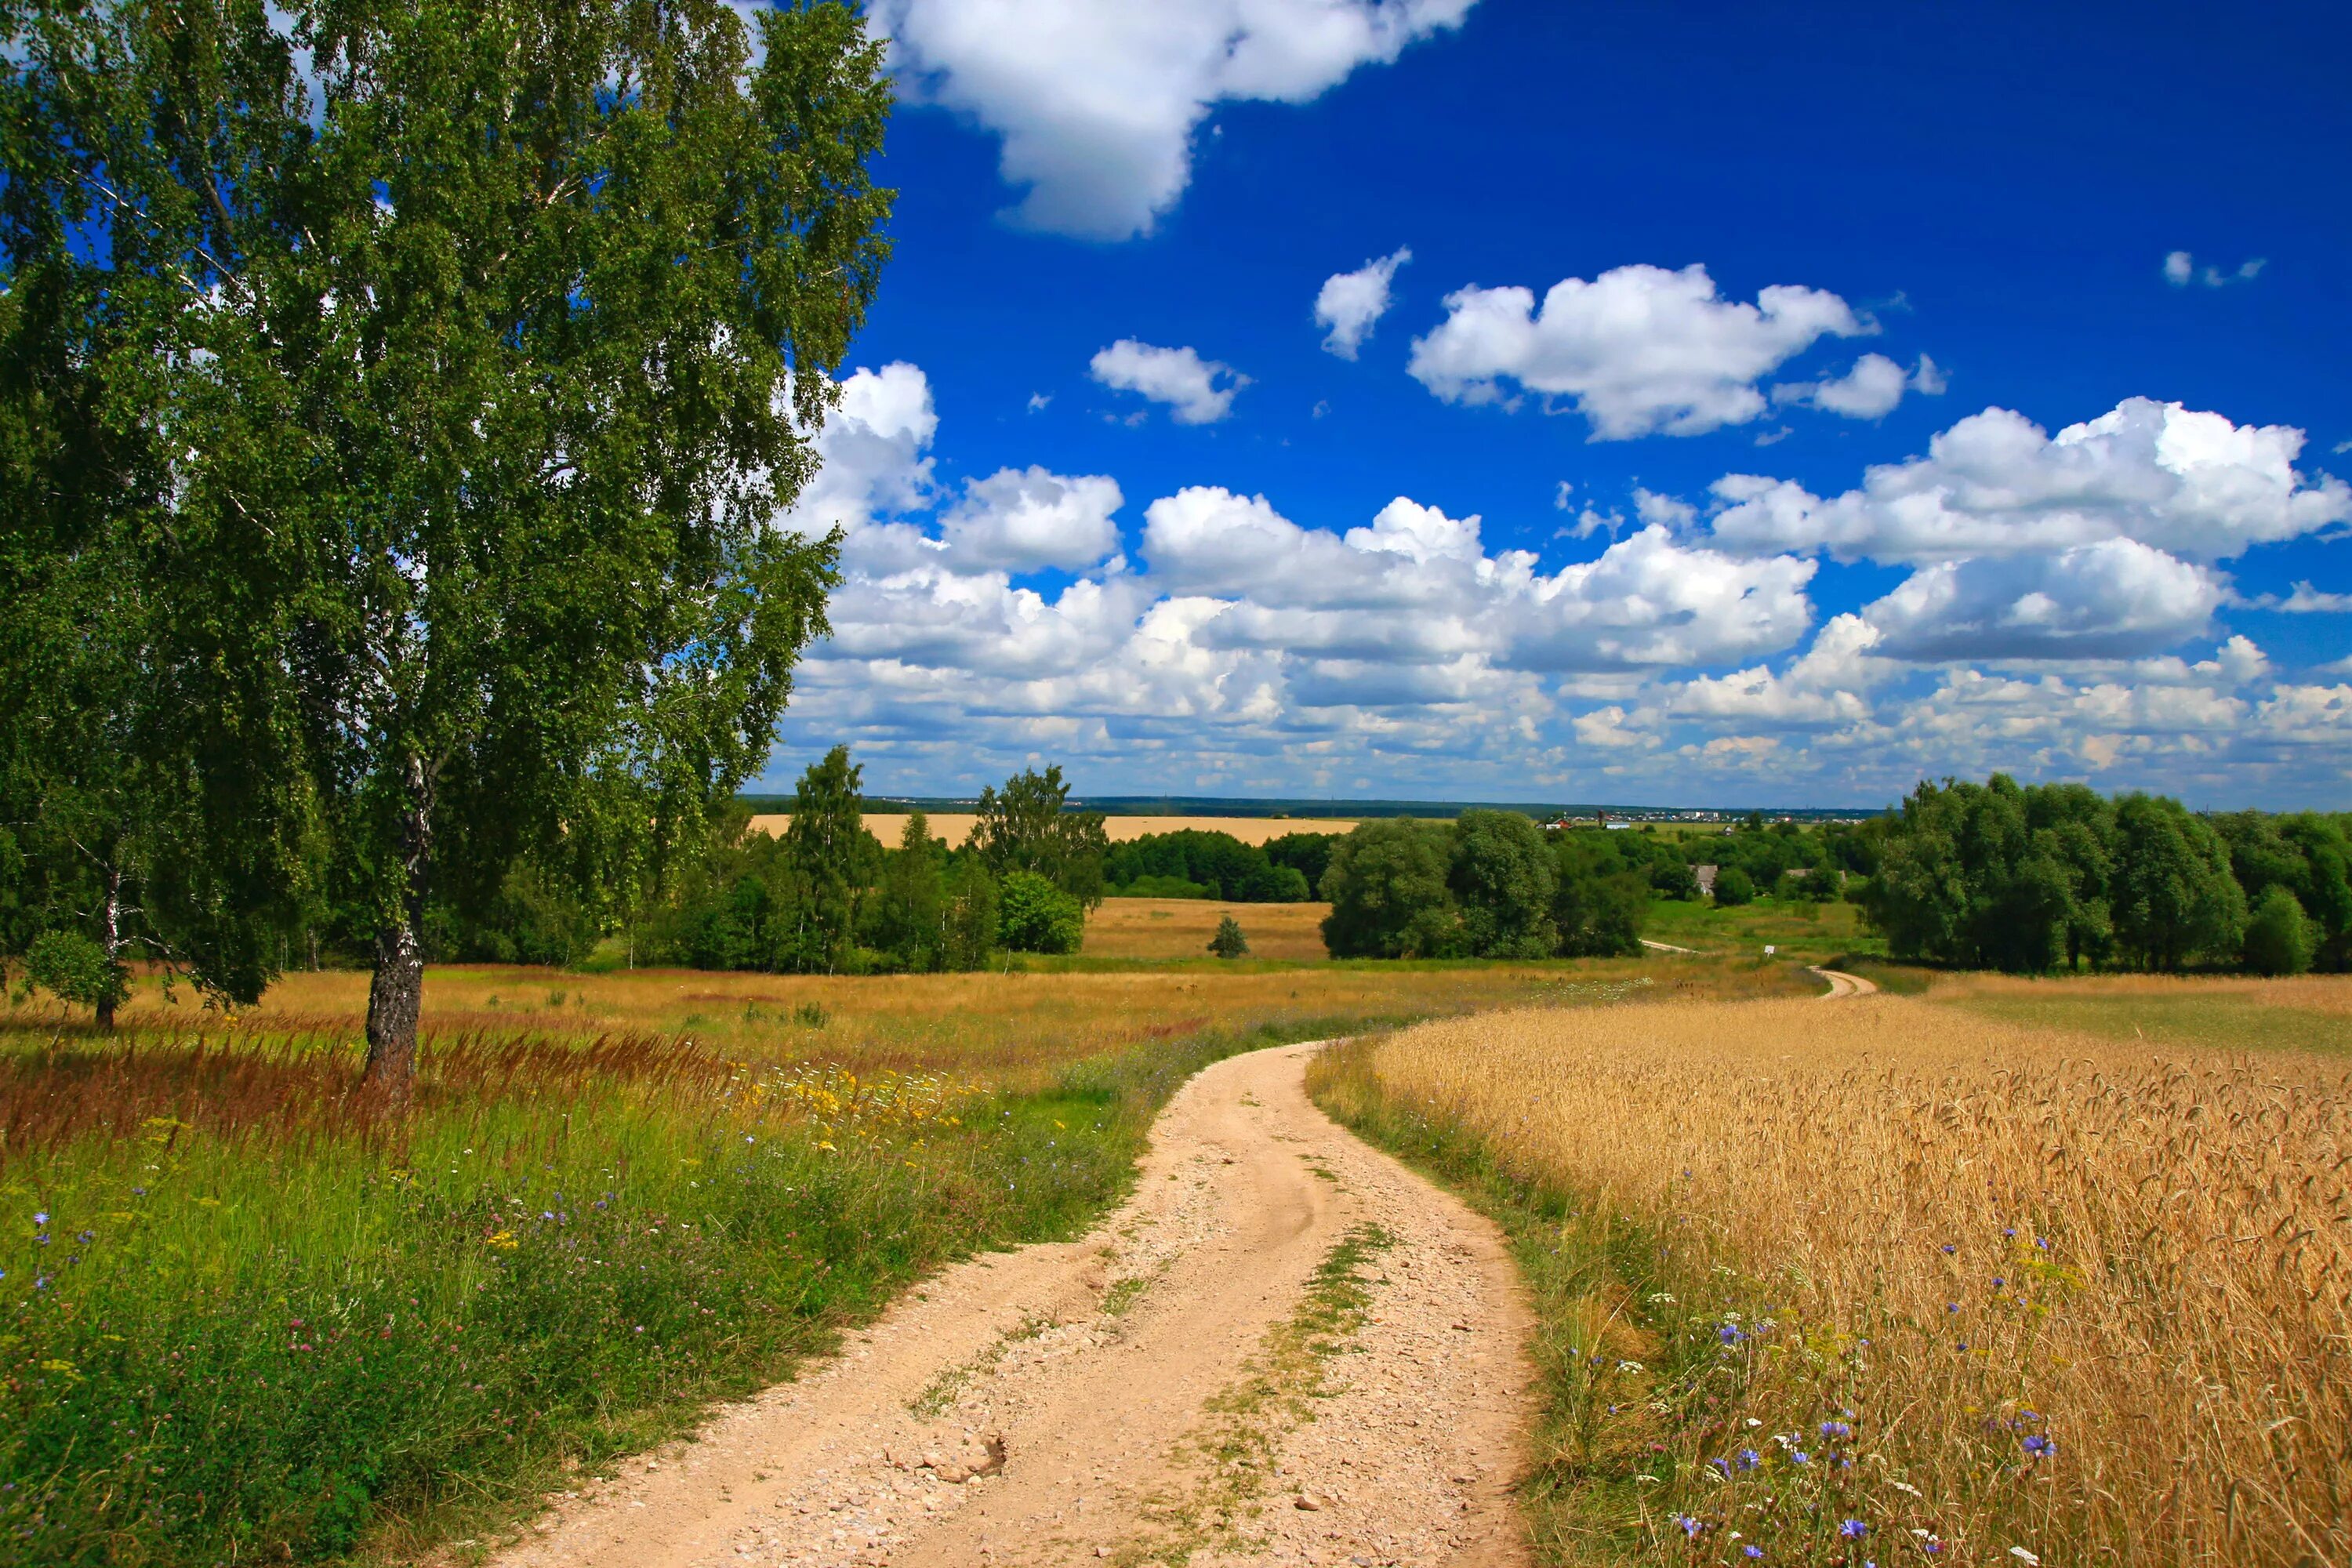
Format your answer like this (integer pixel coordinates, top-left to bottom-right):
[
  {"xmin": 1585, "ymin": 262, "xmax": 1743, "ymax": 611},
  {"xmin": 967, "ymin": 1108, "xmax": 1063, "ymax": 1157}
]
[
  {"xmin": 478, "ymin": 1044, "xmax": 1533, "ymax": 1568},
  {"xmin": 744, "ymin": 815, "xmax": 1359, "ymax": 848}
]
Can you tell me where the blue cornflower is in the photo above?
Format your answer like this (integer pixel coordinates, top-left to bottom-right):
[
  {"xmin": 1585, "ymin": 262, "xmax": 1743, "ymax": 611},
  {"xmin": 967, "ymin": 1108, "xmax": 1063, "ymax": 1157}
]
[
  {"xmin": 132, "ymin": 1188, "xmax": 146, "ymax": 1197},
  {"xmin": 1947, "ymin": 1301, "xmax": 1959, "ymax": 1312},
  {"xmin": 1737, "ymin": 1448, "xmax": 1762, "ymax": 1470},
  {"xmin": 1820, "ymin": 1421, "xmax": 1853, "ymax": 1439},
  {"xmin": 1671, "ymin": 1514, "xmax": 1703, "ymax": 1539},
  {"xmin": 2003, "ymin": 1227, "xmax": 2016, "ymax": 1237},
  {"xmin": 1992, "ymin": 1276, "xmax": 2005, "ymax": 1288},
  {"xmin": 1941, "ymin": 1243, "xmax": 1955, "ymax": 1253},
  {"xmin": 1720, "ymin": 1323, "xmax": 1744, "ymax": 1343},
  {"xmin": 1791, "ymin": 1450, "xmax": 1811, "ymax": 1465},
  {"xmin": 31, "ymin": 1212, "xmax": 47, "ymax": 1226},
  {"xmin": 1839, "ymin": 1519, "xmax": 1867, "ymax": 1540},
  {"xmin": 2034, "ymin": 1236, "xmax": 2049, "ymax": 1249},
  {"xmin": 1709, "ymin": 1457, "xmax": 1733, "ymax": 1478},
  {"xmin": 2023, "ymin": 1435, "xmax": 2055, "ymax": 1457},
  {"xmin": 76, "ymin": 1230, "xmax": 93, "ymax": 1244},
  {"xmin": 1744, "ymin": 1548, "xmax": 1764, "ymax": 1560},
  {"xmin": 2020, "ymin": 1409, "xmax": 2042, "ymax": 1423}
]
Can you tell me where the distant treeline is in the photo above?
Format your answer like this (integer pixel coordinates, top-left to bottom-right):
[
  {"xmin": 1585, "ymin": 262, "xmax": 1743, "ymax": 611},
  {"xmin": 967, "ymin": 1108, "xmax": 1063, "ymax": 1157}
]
[
  {"xmin": 1319, "ymin": 812, "xmax": 1652, "ymax": 960},
  {"xmin": 1857, "ymin": 775, "xmax": 2348, "ymax": 975},
  {"xmin": 1105, "ymin": 830, "xmax": 1330, "ymax": 902}
]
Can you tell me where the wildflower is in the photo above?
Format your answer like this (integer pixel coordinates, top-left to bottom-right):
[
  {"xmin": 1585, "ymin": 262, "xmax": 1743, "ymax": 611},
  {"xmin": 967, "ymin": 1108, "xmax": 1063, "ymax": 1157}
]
[
  {"xmin": 1737, "ymin": 1449, "xmax": 1761, "ymax": 1470},
  {"xmin": 1839, "ymin": 1519, "xmax": 1867, "ymax": 1540},
  {"xmin": 2009, "ymin": 1552, "xmax": 2040, "ymax": 1566},
  {"xmin": 1991, "ymin": 1276, "xmax": 2005, "ymax": 1288},
  {"xmin": 1744, "ymin": 1549, "xmax": 1764, "ymax": 1560},
  {"xmin": 31, "ymin": 1212, "xmax": 47, "ymax": 1226},
  {"xmin": 1947, "ymin": 1302, "xmax": 1958, "ymax": 1312},
  {"xmin": 1791, "ymin": 1450, "xmax": 1810, "ymax": 1465},
  {"xmin": 1670, "ymin": 1513, "xmax": 1703, "ymax": 1539},
  {"xmin": 2022, "ymin": 1435, "xmax": 2054, "ymax": 1457},
  {"xmin": 1942, "ymin": 1243, "xmax": 1955, "ymax": 1253},
  {"xmin": 1820, "ymin": 1421, "xmax": 1853, "ymax": 1439},
  {"xmin": 1720, "ymin": 1323, "xmax": 1744, "ymax": 1343}
]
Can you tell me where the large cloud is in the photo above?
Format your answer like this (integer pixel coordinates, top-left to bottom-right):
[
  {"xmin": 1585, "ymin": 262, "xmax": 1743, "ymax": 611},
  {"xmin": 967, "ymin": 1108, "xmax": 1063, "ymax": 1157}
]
[
  {"xmin": 1406, "ymin": 263, "xmax": 1870, "ymax": 438},
  {"xmin": 873, "ymin": 0, "xmax": 1475, "ymax": 240},
  {"xmin": 1708, "ymin": 397, "xmax": 2352, "ymax": 563},
  {"xmin": 1860, "ymin": 539, "xmax": 2224, "ymax": 661}
]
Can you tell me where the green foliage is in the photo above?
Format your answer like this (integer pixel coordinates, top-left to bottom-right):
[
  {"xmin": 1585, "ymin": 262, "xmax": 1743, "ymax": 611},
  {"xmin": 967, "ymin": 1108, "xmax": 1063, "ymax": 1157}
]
[
  {"xmin": 1319, "ymin": 819, "xmax": 1463, "ymax": 959},
  {"xmin": 1648, "ymin": 859, "xmax": 1701, "ymax": 901},
  {"xmin": 1207, "ymin": 915, "xmax": 1251, "ymax": 959},
  {"xmin": 1551, "ymin": 836, "xmax": 1649, "ymax": 957},
  {"xmin": 24, "ymin": 928, "xmax": 125, "ymax": 1015},
  {"xmin": 942, "ymin": 858, "xmax": 1003, "ymax": 971},
  {"xmin": 997, "ymin": 870, "xmax": 1083, "ymax": 955},
  {"xmin": 864, "ymin": 814, "xmax": 949, "ymax": 971},
  {"xmin": 974, "ymin": 766, "xmax": 1110, "ymax": 909},
  {"xmin": 2110, "ymin": 794, "xmax": 2246, "ymax": 971},
  {"xmin": 1712, "ymin": 865, "xmax": 1757, "ymax": 906},
  {"xmin": 1, "ymin": 0, "xmax": 895, "ymax": 1088},
  {"xmin": 1104, "ymin": 829, "xmax": 1309, "ymax": 901},
  {"xmin": 1449, "ymin": 810, "xmax": 1559, "ymax": 959},
  {"xmin": 780, "ymin": 747, "xmax": 882, "ymax": 975},
  {"xmin": 1263, "ymin": 831, "xmax": 1338, "ymax": 892},
  {"xmin": 2242, "ymin": 884, "xmax": 2316, "ymax": 977}
]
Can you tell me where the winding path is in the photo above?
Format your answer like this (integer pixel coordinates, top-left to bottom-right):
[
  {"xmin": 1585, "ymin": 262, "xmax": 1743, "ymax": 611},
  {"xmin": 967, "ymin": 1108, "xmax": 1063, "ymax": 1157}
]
[{"xmin": 483, "ymin": 1044, "xmax": 1534, "ymax": 1568}]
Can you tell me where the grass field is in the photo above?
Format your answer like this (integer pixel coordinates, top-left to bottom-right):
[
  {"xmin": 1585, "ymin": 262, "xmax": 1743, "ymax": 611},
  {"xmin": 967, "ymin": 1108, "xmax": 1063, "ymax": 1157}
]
[
  {"xmin": 1312, "ymin": 986, "xmax": 2351, "ymax": 1568},
  {"xmin": 0, "ymin": 940, "xmax": 1813, "ymax": 1565},
  {"xmin": 1923, "ymin": 970, "xmax": 2352, "ymax": 1055},
  {"xmin": 1082, "ymin": 897, "xmax": 1333, "ymax": 961},
  {"xmin": 1639, "ymin": 892, "xmax": 1881, "ymax": 964}
]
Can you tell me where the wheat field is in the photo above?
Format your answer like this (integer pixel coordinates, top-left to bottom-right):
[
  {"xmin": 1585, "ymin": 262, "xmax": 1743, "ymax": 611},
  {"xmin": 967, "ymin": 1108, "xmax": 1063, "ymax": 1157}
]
[
  {"xmin": 1337, "ymin": 992, "xmax": 2351, "ymax": 1566},
  {"xmin": 742, "ymin": 813, "xmax": 1359, "ymax": 847}
]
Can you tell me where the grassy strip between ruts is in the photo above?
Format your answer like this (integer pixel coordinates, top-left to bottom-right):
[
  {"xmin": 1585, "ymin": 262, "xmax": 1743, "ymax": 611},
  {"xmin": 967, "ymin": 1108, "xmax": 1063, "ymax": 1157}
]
[
  {"xmin": 0, "ymin": 1017, "xmax": 1354, "ymax": 1568},
  {"xmin": 1308, "ymin": 1040, "xmax": 1708, "ymax": 1566}
]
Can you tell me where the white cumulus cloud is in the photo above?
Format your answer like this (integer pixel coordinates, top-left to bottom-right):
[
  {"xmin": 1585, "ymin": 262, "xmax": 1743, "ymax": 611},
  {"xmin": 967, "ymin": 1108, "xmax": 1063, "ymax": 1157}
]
[
  {"xmin": 1860, "ymin": 538, "xmax": 2223, "ymax": 661},
  {"xmin": 1406, "ymin": 263, "xmax": 1870, "ymax": 439},
  {"xmin": 1315, "ymin": 246, "xmax": 1412, "ymax": 358},
  {"xmin": 1770, "ymin": 352, "xmax": 1944, "ymax": 420},
  {"xmin": 1090, "ymin": 339, "xmax": 1250, "ymax": 424},
  {"xmin": 939, "ymin": 466, "xmax": 1124, "ymax": 573},
  {"xmin": 872, "ymin": 0, "xmax": 1475, "ymax": 240},
  {"xmin": 2165, "ymin": 249, "xmax": 2267, "ymax": 289},
  {"xmin": 1708, "ymin": 397, "xmax": 2352, "ymax": 564}
]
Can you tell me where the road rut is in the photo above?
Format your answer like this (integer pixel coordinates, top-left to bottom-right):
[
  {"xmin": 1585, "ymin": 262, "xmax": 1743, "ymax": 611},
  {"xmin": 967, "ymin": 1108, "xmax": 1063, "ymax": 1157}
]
[{"xmin": 481, "ymin": 1043, "xmax": 1534, "ymax": 1568}]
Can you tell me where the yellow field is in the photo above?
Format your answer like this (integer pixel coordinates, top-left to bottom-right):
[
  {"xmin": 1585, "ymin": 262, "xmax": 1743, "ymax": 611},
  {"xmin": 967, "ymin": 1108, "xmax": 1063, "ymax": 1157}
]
[
  {"xmin": 742, "ymin": 813, "xmax": 1359, "ymax": 847},
  {"xmin": 1083, "ymin": 897, "xmax": 1333, "ymax": 961},
  {"xmin": 42, "ymin": 952, "xmax": 1795, "ymax": 1094},
  {"xmin": 1330, "ymin": 991, "xmax": 2350, "ymax": 1566}
]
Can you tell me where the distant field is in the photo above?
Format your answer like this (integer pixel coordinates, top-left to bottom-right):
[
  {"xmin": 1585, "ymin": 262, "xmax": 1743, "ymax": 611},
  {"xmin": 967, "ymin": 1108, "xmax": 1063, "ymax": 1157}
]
[
  {"xmin": 1925, "ymin": 969, "xmax": 2352, "ymax": 1054},
  {"xmin": 1639, "ymin": 892, "xmax": 1879, "ymax": 963},
  {"xmin": 743, "ymin": 813, "xmax": 1358, "ymax": 847},
  {"xmin": 1084, "ymin": 897, "xmax": 1332, "ymax": 961}
]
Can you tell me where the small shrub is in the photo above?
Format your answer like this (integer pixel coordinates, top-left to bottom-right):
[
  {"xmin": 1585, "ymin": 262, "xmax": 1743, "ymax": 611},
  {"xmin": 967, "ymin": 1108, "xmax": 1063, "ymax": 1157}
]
[
  {"xmin": 1712, "ymin": 866, "xmax": 1756, "ymax": 906},
  {"xmin": 998, "ymin": 871, "xmax": 1083, "ymax": 954},
  {"xmin": 25, "ymin": 929, "xmax": 126, "ymax": 1018},
  {"xmin": 2244, "ymin": 884, "xmax": 2316, "ymax": 975}
]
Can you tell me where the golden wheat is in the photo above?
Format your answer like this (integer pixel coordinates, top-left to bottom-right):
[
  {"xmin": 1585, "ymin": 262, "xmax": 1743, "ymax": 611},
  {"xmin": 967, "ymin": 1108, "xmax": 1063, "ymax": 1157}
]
[{"xmin": 1359, "ymin": 994, "xmax": 2352, "ymax": 1566}]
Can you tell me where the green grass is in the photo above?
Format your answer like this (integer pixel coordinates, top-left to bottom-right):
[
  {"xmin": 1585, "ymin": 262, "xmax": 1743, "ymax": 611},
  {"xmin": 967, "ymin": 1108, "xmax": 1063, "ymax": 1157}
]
[
  {"xmin": 1639, "ymin": 894, "xmax": 1880, "ymax": 964},
  {"xmin": 0, "ymin": 1018, "xmax": 1327, "ymax": 1566},
  {"xmin": 1933, "ymin": 989, "xmax": 2351, "ymax": 1055}
]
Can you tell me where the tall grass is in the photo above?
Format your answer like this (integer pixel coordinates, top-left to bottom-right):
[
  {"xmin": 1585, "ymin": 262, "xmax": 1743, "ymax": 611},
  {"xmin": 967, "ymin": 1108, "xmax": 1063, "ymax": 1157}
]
[
  {"xmin": 1312, "ymin": 996, "xmax": 2352, "ymax": 1567},
  {"xmin": 0, "ymin": 1019, "xmax": 1293, "ymax": 1566}
]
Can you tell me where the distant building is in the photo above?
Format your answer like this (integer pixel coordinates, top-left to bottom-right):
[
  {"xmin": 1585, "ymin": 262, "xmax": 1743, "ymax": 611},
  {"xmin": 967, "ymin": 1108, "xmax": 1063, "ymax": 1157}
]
[{"xmin": 1693, "ymin": 864, "xmax": 1719, "ymax": 897}]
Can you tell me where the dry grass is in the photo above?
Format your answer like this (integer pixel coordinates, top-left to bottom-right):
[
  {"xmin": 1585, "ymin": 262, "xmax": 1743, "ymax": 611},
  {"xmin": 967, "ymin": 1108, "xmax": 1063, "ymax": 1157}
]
[
  {"xmin": 1083, "ymin": 898, "xmax": 1334, "ymax": 961},
  {"xmin": 1, "ymin": 954, "xmax": 1788, "ymax": 1099},
  {"xmin": 1341, "ymin": 993, "xmax": 2352, "ymax": 1566},
  {"xmin": 742, "ymin": 814, "xmax": 1357, "ymax": 847}
]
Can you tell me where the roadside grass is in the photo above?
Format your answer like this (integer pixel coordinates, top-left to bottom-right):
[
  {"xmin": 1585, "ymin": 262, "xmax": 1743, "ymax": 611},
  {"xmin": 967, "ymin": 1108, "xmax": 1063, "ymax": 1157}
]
[
  {"xmin": 1311, "ymin": 991, "xmax": 2352, "ymax": 1568},
  {"xmin": 1639, "ymin": 896, "xmax": 1881, "ymax": 964}
]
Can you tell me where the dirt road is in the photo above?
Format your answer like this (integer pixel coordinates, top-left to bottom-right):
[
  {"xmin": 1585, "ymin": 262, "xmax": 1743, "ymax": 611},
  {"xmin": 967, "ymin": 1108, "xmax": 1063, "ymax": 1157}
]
[
  {"xmin": 484, "ymin": 1044, "xmax": 1534, "ymax": 1568},
  {"xmin": 1809, "ymin": 967, "xmax": 1879, "ymax": 999}
]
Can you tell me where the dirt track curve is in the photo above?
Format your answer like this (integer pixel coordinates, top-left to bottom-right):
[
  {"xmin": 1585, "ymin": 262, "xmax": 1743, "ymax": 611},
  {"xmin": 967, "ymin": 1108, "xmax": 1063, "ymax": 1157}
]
[
  {"xmin": 1809, "ymin": 967, "xmax": 1879, "ymax": 999},
  {"xmin": 481, "ymin": 1044, "xmax": 1534, "ymax": 1568}
]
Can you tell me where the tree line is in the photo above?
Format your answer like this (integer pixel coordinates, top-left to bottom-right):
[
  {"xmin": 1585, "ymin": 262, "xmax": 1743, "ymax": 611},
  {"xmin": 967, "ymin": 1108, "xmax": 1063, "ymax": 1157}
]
[{"xmin": 1856, "ymin": 775, "xmax": 2349, "ymax": 975}]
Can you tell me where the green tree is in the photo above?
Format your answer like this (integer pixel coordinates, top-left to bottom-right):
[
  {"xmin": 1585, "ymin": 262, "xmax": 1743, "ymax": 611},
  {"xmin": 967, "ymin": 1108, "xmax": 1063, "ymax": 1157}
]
[
  {"xmin": 973, "ymin": 765, "xmax": 1109, "ymax": 908},
  {"xmin": 2111, "ymin": 794, "xmax": 2246, "ymax": 970},
  {"xmin": 1263, "ymin": 830, "xmax": 1338, "ymax": 894},
  {"xmin": 2243, "ymin": 884, "xmax": 2315, "ymax": 976},
  {"xmin": 1448, "ymin": 810, "xmax": 1557, "ymax": 958},
  {"xmin": 1207, "ymin": 915, "xmax": 1250, "ymax": 959},
  {"xmin": 3, "ymin": 0, "xmax": 891, "ymax": 1103},
  {"xmin": 780, "ymin": 747, "xmax": 880, "ymax": 974},
  {"xmin": 1319, "ymin": 819, "xmax": 1460, "ymax": 959},
  {"xmin": 1648, "ymin": 859, "xmax": 1700, "ymax": 901},
  {"xmin": 997, "ymin": 869, "xmax": 1083, "ymax": 955},
  {"xmin": 1712, "ymin": 865, "xmax": 1757, "ymax": 907},
  {"xmin": 1552, "ymin": 834, "xmax": 1648, "ymax": 956},
  {"xmin": 866, "ymin": 812, "xmax": 948, "ymax": 971},
  {"xmin": 942, "ymin": 858, "xmax": 1000, "ymax": 971}
]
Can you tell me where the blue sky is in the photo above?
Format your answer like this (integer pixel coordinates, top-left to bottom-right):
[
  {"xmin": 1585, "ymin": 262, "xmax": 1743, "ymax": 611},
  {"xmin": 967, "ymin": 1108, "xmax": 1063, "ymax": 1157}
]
[{"xmin": 760, "ymin": 0, "xmax": 2351, "ymax": 808}]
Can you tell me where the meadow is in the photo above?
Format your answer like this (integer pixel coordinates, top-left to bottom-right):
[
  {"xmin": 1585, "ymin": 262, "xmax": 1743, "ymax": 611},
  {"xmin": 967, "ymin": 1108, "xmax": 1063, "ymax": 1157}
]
[
  {"xmin": 740, "ymin": 814, "xmax": 1359, "ymax": 848},
  {"xmin": 0, "ymin": 937, "xmax": 1806, "ymax": 1566},
  {"xmin": 1311, "ymin": 978, "xmax": 2352, "ymax": 1567}
]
